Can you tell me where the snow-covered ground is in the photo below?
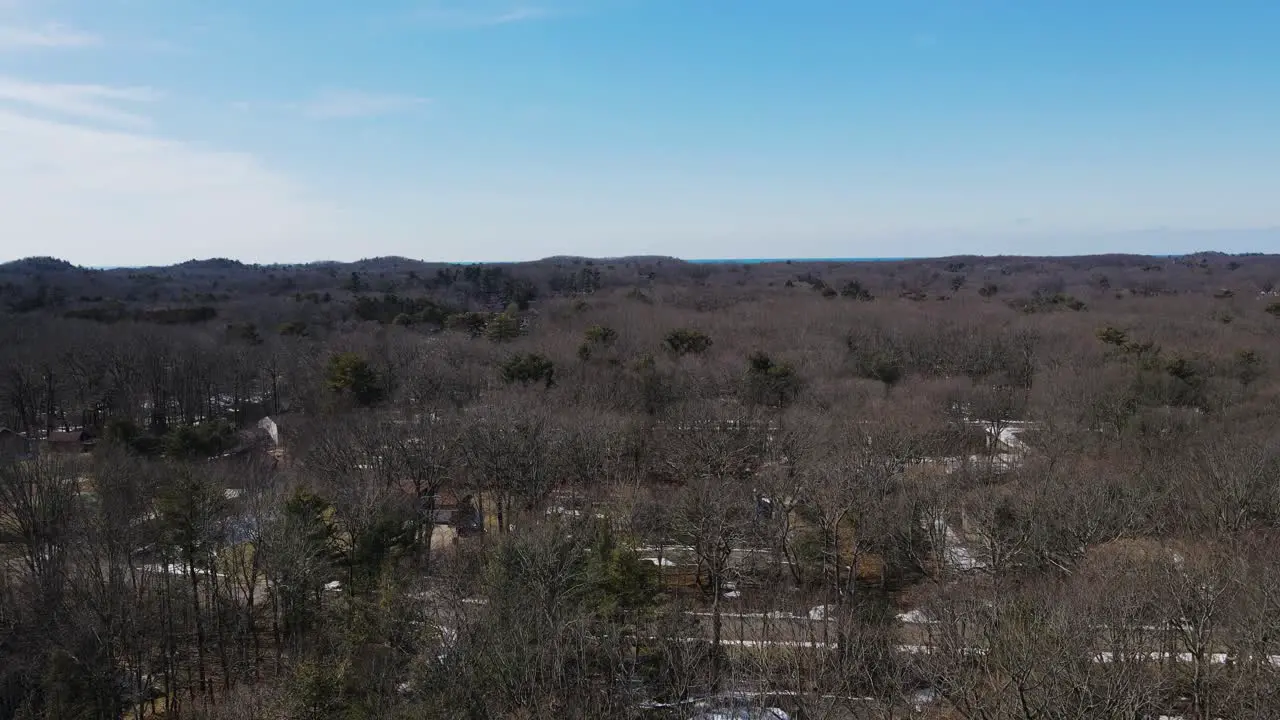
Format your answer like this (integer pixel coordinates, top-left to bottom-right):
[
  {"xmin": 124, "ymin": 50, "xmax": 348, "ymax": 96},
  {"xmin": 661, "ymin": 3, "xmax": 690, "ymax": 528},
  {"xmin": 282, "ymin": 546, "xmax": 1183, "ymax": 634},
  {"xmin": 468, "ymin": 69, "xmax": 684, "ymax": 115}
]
[
  {"xmin": 896, "ymin": 609, "xmax": 934, "ymax": 624},
  {"xmin": 932, "ymin": 515, "xmax": 986, "ymax": 571}
]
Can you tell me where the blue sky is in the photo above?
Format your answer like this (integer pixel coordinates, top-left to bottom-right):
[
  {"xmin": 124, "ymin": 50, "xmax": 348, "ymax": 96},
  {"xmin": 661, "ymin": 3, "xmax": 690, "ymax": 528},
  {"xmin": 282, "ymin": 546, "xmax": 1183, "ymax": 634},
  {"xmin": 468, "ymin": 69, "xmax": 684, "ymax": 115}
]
[{"xmin": 1, "ymin": 0, "xmax": 1278, "ymax": 265}]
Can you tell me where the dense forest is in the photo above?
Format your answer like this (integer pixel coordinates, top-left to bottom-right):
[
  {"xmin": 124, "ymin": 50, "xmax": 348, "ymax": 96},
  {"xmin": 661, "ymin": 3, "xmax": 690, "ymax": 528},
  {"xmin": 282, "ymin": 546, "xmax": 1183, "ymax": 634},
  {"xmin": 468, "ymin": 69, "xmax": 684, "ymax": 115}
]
[{"xmin": 3, "ymin": 251, "xmax": 1280, "ymax": 719}]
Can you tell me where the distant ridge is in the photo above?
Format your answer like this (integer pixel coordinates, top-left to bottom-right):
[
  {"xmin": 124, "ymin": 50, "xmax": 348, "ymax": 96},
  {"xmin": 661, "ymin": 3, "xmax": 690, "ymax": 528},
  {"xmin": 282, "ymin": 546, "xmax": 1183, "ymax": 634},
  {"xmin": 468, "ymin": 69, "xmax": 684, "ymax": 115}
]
[
  {"xmin": 8, "ymin": 250, "xmax": 1280, "ymax": 274},
  {"xmin": 175, "ymin": 258, "xmax": 248, "ymax": 270},
  {"xmin": 0, "ymin": 257, "xmax": 78, "ymax": 272},
  {"xmin": 687, "ymin": 257, "xmax": 911, "ymax": 264}
]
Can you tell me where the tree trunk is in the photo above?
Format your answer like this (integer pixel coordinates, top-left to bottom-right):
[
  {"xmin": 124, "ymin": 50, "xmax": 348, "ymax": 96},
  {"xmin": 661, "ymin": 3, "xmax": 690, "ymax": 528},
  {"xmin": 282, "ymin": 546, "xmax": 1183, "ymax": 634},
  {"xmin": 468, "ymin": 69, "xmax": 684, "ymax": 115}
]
[
  {"xmin": 44, "ymin": 367, "xmax": 55, "ymax": 438},
  {"xmin": 421, "ymin": 491, "xmax": 435, "ymax": 573},
  {"xmin": 210, "ymin": 555, "xmax": 232, "ymax": 692},
  {"xmin": 832, "ymin": 523, "xmax": 842, "ymax": 606},
  {"xmin": 161, "ymin": 559, "xmax": 177, "ymax": 712},
  {"xmin": 656, "ymin": 542, "xmax": 665, "ymax": 591},
  {"xmin": 711, "ymin": 571, "xmax": 723, "ymax": 692},
  {"xmin": 187, "ymin": 559, "xmax": 207, "ymax": 699},
  {"xmin": 267, "ymin": 575, "xmax": 282, "ymax": 673}
]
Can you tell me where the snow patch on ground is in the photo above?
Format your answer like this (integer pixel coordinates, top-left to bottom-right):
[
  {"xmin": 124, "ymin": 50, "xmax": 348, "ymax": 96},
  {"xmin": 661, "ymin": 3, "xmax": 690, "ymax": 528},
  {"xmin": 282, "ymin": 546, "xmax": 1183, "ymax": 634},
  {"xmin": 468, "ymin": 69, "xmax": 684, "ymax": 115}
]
[
  {"xmin": 932, "ymin": 517, "xmax": 986, "ymax": 571},
  {"xmin": 896, "ymin": 609, "xmax": 933, "ymax": 624}
]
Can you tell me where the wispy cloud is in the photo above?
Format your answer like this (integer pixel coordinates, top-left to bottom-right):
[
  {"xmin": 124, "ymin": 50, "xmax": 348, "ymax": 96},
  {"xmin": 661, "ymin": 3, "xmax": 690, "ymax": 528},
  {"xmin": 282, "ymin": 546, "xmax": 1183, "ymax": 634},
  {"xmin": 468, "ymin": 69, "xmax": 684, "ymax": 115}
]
[
  {"xmin": 414, "ymin": 2, "xmax": 553, "ymax": 29},
  {"xmin": 0, "ymin": 76, "xmax": 158, "ymax": 127},
  {"xmin": 0, "ymin": 107, "xmax": 344, "ymax": 265},
  {"xmin": 301, "ymin": 89, "xmax": 428, "ymax": 119},
  {"xmin": 0, "ymin": 23, "xmax": 101, "ymax": 49},
  {"xmin": 482, "ymin": 7, "xmax": 550, "ymax": 25}
]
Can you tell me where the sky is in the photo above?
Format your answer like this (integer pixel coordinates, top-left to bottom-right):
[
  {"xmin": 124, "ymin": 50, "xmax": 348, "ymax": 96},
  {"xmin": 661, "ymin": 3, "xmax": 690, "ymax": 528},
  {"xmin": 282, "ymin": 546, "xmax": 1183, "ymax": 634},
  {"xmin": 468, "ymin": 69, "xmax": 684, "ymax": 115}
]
[{"xmin": 1, "ymin": 0, "xmax": 1278, "ymax": 266}]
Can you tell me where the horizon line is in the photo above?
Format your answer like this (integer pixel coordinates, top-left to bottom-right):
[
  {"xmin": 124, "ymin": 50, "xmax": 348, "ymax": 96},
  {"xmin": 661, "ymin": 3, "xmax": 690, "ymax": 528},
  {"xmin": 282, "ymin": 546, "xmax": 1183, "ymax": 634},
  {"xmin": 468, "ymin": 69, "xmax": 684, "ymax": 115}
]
[{"xmin": 5, "ymin": 249, "xmax": 1277, "ymax": 271}]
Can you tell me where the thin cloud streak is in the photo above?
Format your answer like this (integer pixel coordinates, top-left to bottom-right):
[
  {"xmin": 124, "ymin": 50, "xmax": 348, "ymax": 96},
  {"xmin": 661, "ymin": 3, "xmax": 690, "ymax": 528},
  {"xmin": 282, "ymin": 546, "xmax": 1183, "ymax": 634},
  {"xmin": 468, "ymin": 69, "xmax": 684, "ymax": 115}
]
[
  {"xmin": 413, "ymin": 3, "xmax": 553, "ymax": 29},
  {"xmin": 0, "ymin": 23, "xmax": 101, "ymax": 49},
  {"xmin": 0, "ymin": 76, "xmax": 157, "ymax": 127},
  {"xmin": 484, "ymin": 7, "xmax": 551, "ymax": 25}
]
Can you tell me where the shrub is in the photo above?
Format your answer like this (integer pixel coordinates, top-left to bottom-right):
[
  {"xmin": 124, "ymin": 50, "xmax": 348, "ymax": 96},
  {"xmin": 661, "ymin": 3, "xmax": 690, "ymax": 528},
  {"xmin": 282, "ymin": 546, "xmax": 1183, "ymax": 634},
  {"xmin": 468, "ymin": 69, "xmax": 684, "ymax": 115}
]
[
  {"xmin": 744, "ymin": 352, "xmax": 803, "ymax": 407},
  {"xmin": 164, "ymin": 419, "xmax": 237, "ymax": 459},
  {"xmin": 840, "ymin": 281, "xmax": 874, "ymax": 301},
  {"xmin": 278, "ymin": 320, "xmax": 309, "ymax": 336},
  {"xmin": 445, "ymin": 312, "xmax": 493, "ymax": 337},
  {"xmin": 1096, "ymin": 327, "xmax": 1128, "ymax": 346},
  {"xmin": 353, "ymin": 294, "xmax": 454, "ymax": 326},
  {"xmin": 501, "ymin": 353, "xmax": 555, "ymax": 388},
  {"xmin": 326, "ymin": 352, "xmax": 383, "ymax": 406},
  {"xmin": 664, "ymin": 328, "xmax": 712, "ymax": 356},
  {"xmin": 579, "ymin": 325, "xmax": 619, "ymax": 361},
  {"xmin": 584, "ymin": 325, "xmax": 618, "ymax": 347},
  {"xmin": 1009, "ymin": 292, "xmax": 1085, "ymax": 313},
  {"xmin": 486, "ymin": 312, "xmax": 522, "ymax": 342}
]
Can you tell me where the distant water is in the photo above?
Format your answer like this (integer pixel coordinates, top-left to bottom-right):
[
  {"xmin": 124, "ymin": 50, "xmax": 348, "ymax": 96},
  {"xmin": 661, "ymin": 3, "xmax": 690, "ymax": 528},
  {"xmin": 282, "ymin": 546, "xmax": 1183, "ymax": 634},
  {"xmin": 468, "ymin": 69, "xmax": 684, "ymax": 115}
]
[{"xmin": 687, "ymin": 257, "xmax": 911, "ymax": 264}]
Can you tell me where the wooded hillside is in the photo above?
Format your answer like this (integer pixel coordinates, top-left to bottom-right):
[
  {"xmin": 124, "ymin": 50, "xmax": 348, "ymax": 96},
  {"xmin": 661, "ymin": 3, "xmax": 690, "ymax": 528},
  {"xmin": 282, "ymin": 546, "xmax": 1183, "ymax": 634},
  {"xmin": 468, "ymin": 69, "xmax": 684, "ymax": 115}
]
[{"xmin": 3, "ymin": 252, "xmax": 1280, "ymax": 719}]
